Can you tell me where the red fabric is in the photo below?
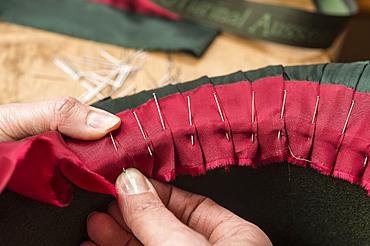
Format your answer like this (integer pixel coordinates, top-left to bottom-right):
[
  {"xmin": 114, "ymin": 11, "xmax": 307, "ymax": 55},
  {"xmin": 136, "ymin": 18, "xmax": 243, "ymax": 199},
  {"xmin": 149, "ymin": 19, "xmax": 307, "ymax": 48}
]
[
  {"xmin": 132, "ymin": 99, "xmax": 176, "ymax": 181},
  {"xmin": 213, "ymin": 81, "xmax": 257, "ymax": 166},
  {"xmin": 1, "ymin": 131, "xmax": 114, "ymax": 207},
  {"xmin": 334, "ymin": 91, "xmax": 370, "ymax": 183},
  {"xmin": 310, "ymin": 84, "xmax": 355, "ymax": 175},
  {"xmin": 252, "ymin": 76, "xmax": 287, "ymax": 164},
  {"xmin": 181, "ymin": 84, "xmax": 235, "ymax": 170},
  {"xmin": 158, "ymin": 93, "xmax": 205, "ymax": 176},
  {"xmin": 1, "ymin": 79, "xmax": 370, "ymax": 207},
  {"xmin": 94, "ymin": 0, "xmax": 178, "ymax": 20},
  {"xmin": 285, "ymin": 80, "xmax": 319, "ymax": 166}
]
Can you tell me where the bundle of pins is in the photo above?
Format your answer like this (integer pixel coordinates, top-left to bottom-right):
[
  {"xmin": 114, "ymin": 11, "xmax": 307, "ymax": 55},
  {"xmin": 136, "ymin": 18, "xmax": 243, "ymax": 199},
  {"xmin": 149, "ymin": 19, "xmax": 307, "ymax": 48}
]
[{"xmin": 54, "ymin": 49, "xmax": 147, "ymax": 103}]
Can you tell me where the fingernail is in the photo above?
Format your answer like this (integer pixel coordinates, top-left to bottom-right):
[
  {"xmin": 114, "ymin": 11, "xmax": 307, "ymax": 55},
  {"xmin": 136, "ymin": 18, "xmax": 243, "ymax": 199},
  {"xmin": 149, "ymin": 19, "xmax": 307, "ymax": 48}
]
[
  {"xmin": 87, "ymin": 211, "xmax": 98, "ymax": 222},
  {"xmin": 86, "ymin": 110, "xmax": 120, "ymax": 131},
  {"xmin": 116, "ymin": 168, "xmax": 150, "ymax": 195}
]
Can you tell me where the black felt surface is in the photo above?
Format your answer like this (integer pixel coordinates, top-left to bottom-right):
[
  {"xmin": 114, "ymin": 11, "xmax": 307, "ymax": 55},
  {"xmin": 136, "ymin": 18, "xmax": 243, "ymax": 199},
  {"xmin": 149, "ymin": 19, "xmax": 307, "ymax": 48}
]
[{"xmin": 0, "ymin": 164, "xmax": 369, "ymax": 245}]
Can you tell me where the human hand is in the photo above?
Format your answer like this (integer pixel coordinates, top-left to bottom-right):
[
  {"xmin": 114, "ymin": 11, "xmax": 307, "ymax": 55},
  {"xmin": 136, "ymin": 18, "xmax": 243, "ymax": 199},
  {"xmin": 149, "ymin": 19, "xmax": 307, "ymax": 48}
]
[
  {"xmin": 0, "ymin": 97, "xmax": 120, "ymax": 141},
  {"xmin": 83, "ymin": 168, "xmax": 272, "ymax": 246}
]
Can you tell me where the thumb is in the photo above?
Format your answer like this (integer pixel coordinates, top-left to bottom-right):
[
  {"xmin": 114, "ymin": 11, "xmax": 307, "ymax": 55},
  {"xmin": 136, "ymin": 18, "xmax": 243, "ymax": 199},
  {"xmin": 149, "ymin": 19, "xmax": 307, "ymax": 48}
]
[
  {"xmin": 0, "ymin": 97, "xmax": 120, "ymax": 141},
  {"xmin": 115, "ymin": 168, "xmax": 210, "ymax": 246}
]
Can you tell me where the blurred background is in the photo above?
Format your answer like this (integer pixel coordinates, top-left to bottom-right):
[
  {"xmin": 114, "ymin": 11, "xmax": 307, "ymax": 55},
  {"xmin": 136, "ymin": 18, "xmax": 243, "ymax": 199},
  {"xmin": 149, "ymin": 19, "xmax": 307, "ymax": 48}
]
[{"xmin": 0, "ymin": 0, "xmax": 369, "ymax": 105}]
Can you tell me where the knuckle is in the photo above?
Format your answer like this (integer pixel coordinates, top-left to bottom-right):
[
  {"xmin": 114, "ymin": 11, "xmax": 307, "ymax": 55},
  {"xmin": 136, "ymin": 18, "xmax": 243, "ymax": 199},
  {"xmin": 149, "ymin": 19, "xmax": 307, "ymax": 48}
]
[
  {"xmin": 127, "ymin": 199, "xmax": 165, "ymax": 224},
  {"xmin": 132, "ymin": 199, "xmax": 165, "ymax": 215},
  {"xmin": 53, "ymin": 96, "xmax": 80, "ymax": 124}
]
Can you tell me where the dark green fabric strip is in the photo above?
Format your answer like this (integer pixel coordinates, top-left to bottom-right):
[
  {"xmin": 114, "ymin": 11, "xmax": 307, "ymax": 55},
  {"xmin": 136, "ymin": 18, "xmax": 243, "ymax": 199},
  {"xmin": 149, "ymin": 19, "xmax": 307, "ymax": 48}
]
[
  {"xmin": 93, "ymin": 67, "xmax": 283, "ymax": 113},
  {"xmin": 175, "ymin": 75, "xmax": 211, "ymax": 92},
  {"xmin": 357, "ymin": 63, "xmax": 370, "ymax": 93},
  {"xmin": 93, "ymin": 62, "xmax": 370, "ymax": 114},
  {"xmin": 151, "ymin": 84, "xmax": 180, "ymax": 99},
  {"xmin": 92, "ymin": 76, "xmax": 211, "ymax": 113},
  {"xmin": 283, "ymin": 64, "xmax": 326, "ymax": 82},
  {"xmin": 92, "ymin": 84, "xmax": 179, "ymax": 113},
  {"xmin": 244, "ymin": 65, "xmax": 283, "ymax": 82},
  {"xmin": 0, "ymin": 0, "xmax": 218, "ymax": 56},
  {"xmin": 152, "ymin": 0, "xmax": 357, "ymax": 48},
  {"xmin": 321, "ymin": 61, "xmax": 369, "ymax": 89},
  {"xmin": 210, "ymin": 71, "xmax": 245, "ymax": 85}
]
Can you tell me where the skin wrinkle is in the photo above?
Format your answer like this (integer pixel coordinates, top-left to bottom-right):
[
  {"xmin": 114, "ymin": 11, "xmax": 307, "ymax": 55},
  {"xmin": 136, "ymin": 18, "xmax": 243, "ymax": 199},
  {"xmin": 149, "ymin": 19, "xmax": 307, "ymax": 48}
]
[
  {"xmin": 0, "ymin": 110, "xmax": 13, "ymax": 141},
  {"xmin": 188, "ymin": 198, "xmax": 222, "ymax": 239},
  {"xmin": 0, "ymin": 104, "xmax": 25, "ymax": 140},
  {"xmin": 124, "ymin": 195, "xmax": 168, "ymax": 230},
  {"xmin": 0, "ymin": 101, "xmax": 56, "ymax": 140},
  {"xmin": 184, "ymin": 196, "xmax": 208, "ymax": 228},
  {"xmin": 211, "ymin": 218, "xmax": 249, "ymax": 243},
  {"xmin": 177, "ymin": 192, "xmax": 194, "ymax": 224},
  {"xmin": 53, "ymin": 97, "xmax": 82, "ymax": 132},
  {"xmin": 163, "ymin": 182, "xmax": 173, "ymax": 207}
]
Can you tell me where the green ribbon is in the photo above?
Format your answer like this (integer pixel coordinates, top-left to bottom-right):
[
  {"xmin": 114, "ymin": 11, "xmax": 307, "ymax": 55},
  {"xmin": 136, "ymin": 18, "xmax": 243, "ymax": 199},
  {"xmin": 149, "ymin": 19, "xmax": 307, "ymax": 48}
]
[{"xmin": 152, "ymin": 0, "xmax": 357, "ymax": 48}]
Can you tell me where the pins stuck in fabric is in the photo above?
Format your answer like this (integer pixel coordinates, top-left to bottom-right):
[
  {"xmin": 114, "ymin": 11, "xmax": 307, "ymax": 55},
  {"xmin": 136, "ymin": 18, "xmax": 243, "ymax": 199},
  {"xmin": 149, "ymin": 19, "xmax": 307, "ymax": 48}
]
[
  {"xmin": 110, "ymin": 132, "xmax": 126, "ymax": 172},
  {"xmin": 110, "ymin": 133, "xmax": 118, "ymax": 152},
  {"xmin": 133, "ymin": 111, "xmax": 153, "ymax": 156},
  {"xmin": 251, "ymin": 90, "xmax": 255, "ymax": 143},
  {"xmin": 213, "ymin": 92, "xmax": 230, "ymax": 141},
  {"xmin": 187, "ymin": 96, "xmax": 195, "ymax": 146},
  {"xmin": 153, "ymin": 93, "xmax": 166, "ymax": 130},
  {"xmin": 312, "ymin": 96, "xmax": 320, "ymax": 124},
  {"xmin": 278, "ymin": 90, "xmax": 287, "ymax": 140},
  {"xmin": 341, "ymin": 100, "xmax": 355, "ymax": 135}
]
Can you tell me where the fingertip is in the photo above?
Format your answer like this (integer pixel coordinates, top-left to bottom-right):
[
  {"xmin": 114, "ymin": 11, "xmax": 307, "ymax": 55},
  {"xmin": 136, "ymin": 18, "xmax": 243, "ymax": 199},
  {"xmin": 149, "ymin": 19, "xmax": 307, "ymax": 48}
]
[
  {"xmin": 107, "ymin": 201, "xmax": 131, "ymax": 231},
  {"xmin": 86, "ymin": 108, "xmax": 121, "ymax": 133},
  {"xmin": 80, "ymin": 241, "xmax": 97, "ymax": 246},
  {"xmin": 115, "ymin": 168, "xmax": 150, "ymax": 196},
  {"xmin": 86, "ymin": 211, "xmax": 99, "ymax": 222},
  {"xmin": 86, "ymin": 211, "xmax": 134, "ymax": 246},
  {"xmin": 86, "ymin": 212, "xmax": 113, "ymax": 241}
]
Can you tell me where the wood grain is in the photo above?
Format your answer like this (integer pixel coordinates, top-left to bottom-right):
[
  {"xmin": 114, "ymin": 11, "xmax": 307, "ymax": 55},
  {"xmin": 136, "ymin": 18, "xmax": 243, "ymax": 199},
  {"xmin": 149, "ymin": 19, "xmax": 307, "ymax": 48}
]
[{"xmin": 0, "ymin": 20, "xmax": 329, "ymax": 104}]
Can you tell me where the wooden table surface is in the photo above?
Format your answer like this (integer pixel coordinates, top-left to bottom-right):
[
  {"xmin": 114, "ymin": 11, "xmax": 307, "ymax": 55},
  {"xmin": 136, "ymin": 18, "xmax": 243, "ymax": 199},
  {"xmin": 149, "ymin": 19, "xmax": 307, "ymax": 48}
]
[{"xmin": 0, "ymin": 18, "xmax": 330, "ymax": 105}]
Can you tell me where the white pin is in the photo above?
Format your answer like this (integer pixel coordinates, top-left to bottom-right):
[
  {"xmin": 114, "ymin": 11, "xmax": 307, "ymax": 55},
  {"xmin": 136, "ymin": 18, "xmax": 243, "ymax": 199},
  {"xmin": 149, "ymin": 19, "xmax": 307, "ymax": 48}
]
[
  {"xmin": 110, "ymin": 133, "xmax": 126, "ymax": 172},
  {"xmin": 278, "ymin": 89, "xmax": 287, "ymax": 140},
  {"xmin": 98, "ymin": 48, "xmax": 121, "ymax": 66},
  {"xmin": 153, "ymin": 93, "xmax": 166, "ymax": 130},
  {"xmin": 53, "ymin": 58, "xmax": 81, "ymax": 81},
  {"xmin": 251, "ymin": 90, "xmax": 255, "ymax": 143},
  {"xmin": 364, "ymin": 156, "xmax": 368, "ymax": 168},
  {"xmin": 133, "ymin": 111, "xmax": 153, "ymax": 156},
  {"xmin": 341, "ymin": 100, "xmax": 355, "ymax": 135},
  {"xmin": 110, "ymin": 133, "xmax": 118, "ymax": 152},
  {"xmin": 213, "ymin": 92, "xmax": 230, "ymax": 141},
  {"xmin": 311, "ymin": 96, "xmax": 320, "ymax": 124},
  {"xmin": 187, "ymin": 96, "xmax": 194, "ymax": 146}
]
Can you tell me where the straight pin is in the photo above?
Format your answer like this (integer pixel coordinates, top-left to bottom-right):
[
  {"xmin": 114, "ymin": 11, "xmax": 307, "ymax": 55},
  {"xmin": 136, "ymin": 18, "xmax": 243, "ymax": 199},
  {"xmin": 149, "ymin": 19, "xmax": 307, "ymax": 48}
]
[
  {"xmin": 187, "ymin": 96, "xmax": 194, "ymax": 146},
  {"xmin": 153, "ymin": 93, "xmax": 166, "ymax": 130},
  {"xmin": 133, "ymin": 111, "xmax": 153, "ymax": 156},
  {"xmin": 109, "ymin": 133, "xmax": 126, "ymax": 172},
  {"xmin": 251, "ymin": 90, "xmax": 255, "ymax": 143},
  {"xmin": 110, "ymin": 132, "xmax": 118, "ymax": 152},
  {"xmin": 278, "ymin": 90, "xmax": 287, "ymax": 140},
  {"xmin": 341, "ymin": 100, "xmax": 355, "ymax": 135},
  {"xmin": 364, "ymin": 156, "xmax": 368, "ymax": 168},
  {"xmin": 311, "ymin": 96, "xmax": 320, "ymax": 124},
  {"xmin": 213, "ymin": 92, "xmax": 230, "ymax": 140}
]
